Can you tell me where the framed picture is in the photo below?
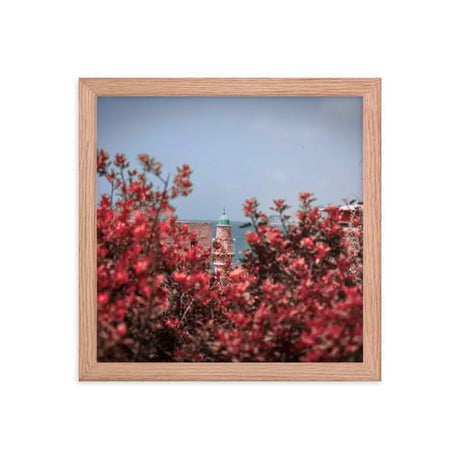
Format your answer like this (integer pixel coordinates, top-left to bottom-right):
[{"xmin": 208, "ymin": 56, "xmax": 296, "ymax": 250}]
[{"xmin": 79, "ymin": 78, "xmax": 381, "ymax": 381}]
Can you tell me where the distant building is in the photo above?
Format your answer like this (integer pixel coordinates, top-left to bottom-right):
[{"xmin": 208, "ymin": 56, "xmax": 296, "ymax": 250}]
[
  {"xmin": 338, "ymin": 203, "xmax": 363, "ymax": 229},
  {"xmin": 212, "ymin": 209, "xmax": 235, "ymax": 274},
  {"xmin": 177, "ymin": 221, "xmax": 213, "ymax": 271},
  {"xmin": 178, "ymin": 221, "xmax": 213, "ymax": 252},
  {"xmin": 178, "ymin": 212, "xmax": 236, "ymax": 274}
]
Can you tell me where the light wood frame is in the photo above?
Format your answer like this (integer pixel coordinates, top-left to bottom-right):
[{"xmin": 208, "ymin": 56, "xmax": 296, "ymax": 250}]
[{"xmin": 79, "ymin": 78, "xmax": 381, "ymax": 381}]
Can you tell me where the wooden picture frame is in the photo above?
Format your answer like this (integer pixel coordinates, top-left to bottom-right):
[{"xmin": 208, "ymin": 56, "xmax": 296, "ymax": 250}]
[{"xmin": 79, "ymin": 78, "xmax": 381, "ymax": 381}]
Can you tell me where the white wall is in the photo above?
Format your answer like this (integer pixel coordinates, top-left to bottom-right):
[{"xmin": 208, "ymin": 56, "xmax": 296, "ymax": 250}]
[{"xmin": 1, "ymin": 1, "xmax": 459, "ymax": 459}]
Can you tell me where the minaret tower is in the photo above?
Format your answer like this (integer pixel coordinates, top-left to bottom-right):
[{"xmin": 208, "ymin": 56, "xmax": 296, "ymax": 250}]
[{"xmin": 213, "ymin": 208, "xmax": 235, "ymax": 274}]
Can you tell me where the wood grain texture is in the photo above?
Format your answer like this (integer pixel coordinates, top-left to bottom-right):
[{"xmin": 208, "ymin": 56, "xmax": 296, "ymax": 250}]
[
  {"xmin": 362, "ymin": 80, "xmax": 382, "ymax": 380},
  {"xmin": 79, "ymin": 80, "xmax": 97, "ymax": 379},
  {"xmin": 79, "ymin": 78, "xmax": 381, "ymax": 381},
  {"xmin": 80, "ymin": 78, "xmax": 380, "ymax": 96}
]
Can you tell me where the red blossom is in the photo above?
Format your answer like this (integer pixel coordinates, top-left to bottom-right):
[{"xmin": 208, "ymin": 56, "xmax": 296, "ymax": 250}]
[{"xmin": 115, "ymin": 154, "xmax": 127, "ymax": 167}]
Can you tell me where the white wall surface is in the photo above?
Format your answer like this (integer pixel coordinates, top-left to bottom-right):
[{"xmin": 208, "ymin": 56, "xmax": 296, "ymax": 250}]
[{"xmin": 1, "ymin": 1, "xmax": 459, "ymax": 459}]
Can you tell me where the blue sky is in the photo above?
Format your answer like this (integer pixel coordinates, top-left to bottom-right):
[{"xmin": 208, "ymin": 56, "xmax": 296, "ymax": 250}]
[{"xmin": 97, "ymin": 96, "xmax": 362, "ymax": 221}]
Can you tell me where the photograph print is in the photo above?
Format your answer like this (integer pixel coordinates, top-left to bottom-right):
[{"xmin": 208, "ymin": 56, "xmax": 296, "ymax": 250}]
[{"xmin": 96, "ymin": 96, "xmax": 363, "ymax": 362}]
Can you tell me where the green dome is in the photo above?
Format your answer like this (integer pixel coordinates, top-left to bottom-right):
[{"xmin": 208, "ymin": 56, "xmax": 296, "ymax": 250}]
[{"xmin": 218, "ymin": 209, "xmax": 230, "ymax": 225}]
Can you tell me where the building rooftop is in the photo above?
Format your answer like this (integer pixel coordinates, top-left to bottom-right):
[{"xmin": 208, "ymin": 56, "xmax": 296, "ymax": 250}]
[{"xmin": 218, "ymin": 208, "xmax": 230, "ymax": 225}]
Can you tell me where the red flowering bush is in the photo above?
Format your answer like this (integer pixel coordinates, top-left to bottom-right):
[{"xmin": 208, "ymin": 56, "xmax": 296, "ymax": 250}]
[
  {"xmin": 213, "ymin": 196, "xmax": 363, "ymax": 362},
  {"xmin": 97, "ymin": 150, "xmax": 363, "ymax": 362},
  {"xmin": 97, "ymin": 150, "xmax": 223, "ymax": 361}
]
